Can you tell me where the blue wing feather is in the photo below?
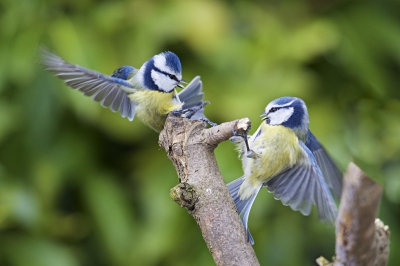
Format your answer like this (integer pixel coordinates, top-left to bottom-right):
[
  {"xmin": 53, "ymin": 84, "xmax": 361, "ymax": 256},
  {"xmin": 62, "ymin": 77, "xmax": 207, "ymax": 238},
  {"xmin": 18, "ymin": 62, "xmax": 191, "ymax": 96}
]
[
  {"xmin": 265, "ymin": 141, "xmax": 337, "ymax": 223},
  {"xmin": 305, "ymin": 130, "xmax": 342, "ymax": 199},
  {"xmin": 40, "ymin": 47, "xmax": 136, "ymax": 121}
]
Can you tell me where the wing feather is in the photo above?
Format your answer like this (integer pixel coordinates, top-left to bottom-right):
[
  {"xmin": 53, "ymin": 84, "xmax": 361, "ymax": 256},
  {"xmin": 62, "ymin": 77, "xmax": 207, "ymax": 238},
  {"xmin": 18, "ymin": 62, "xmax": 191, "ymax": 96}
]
[
  {"xmin": 265, "ymin": 142, "xmax": 337, "ymax": 223},
  {"xmin": 41, "ymin": 47, "xmax": 136, "ymax": 120},
  {"xmin": 305, "ymin": 130, "xmax": 342, "ymax": 199}
]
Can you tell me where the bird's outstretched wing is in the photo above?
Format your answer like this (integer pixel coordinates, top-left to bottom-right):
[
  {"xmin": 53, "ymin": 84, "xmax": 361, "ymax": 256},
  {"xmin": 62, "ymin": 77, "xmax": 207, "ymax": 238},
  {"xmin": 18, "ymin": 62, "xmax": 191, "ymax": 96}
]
[
  {"xmin": 177, "ymin": 76, "xmax": 206, "ymax": 120},
  {"xmin": 265, "ymin": 142, "xmax": 337, "ymax": 223},
  {"xmin": 305, "ymin": 130, "xmax": 342, "ymax": 199},
  {"xmin": 40, "ymin": 47, "xmax": 136, "ymax": 121}
]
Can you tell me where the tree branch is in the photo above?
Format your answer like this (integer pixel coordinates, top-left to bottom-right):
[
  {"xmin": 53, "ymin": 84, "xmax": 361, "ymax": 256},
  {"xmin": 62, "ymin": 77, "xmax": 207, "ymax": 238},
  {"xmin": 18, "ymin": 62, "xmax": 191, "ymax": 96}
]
[
  {"xmin": 159, "ymin": 115, "xmax": 259, "ymax": 266},
  {"xmin": 317, "ymin": 163, "xmax": 390, "ymax": 266}
]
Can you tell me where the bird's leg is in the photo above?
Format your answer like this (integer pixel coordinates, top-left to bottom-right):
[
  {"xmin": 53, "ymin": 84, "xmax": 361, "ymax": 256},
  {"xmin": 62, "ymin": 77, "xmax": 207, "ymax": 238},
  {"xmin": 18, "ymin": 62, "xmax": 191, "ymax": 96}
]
[
  {"xmin": 171, "ymin": 101, "xmax": 209, "ymax": 117},
  {"xmin": 199, "ymin": 118, "xmax": 218, "ymax": 127},
  {"xmin": 170, "ymin": 109, "xmax": 185, "ymax": 117},
  {"xmin": 231, "ymin": 123, "xmax": 253, "ymax": 157},
  {"xmin": 229, "ymin": 135, "xmax": 245, "ymax": 144},
  {"xmin": 231, "ymin": 130, "xmax": 251, "ymax": 154},
  {"xmin": 185, "ymin": 101, "xmax": 210, "ymax": 119},
  {"xmin": 171, "ymin": 101, "xmax": 218, "ymax": 127}
]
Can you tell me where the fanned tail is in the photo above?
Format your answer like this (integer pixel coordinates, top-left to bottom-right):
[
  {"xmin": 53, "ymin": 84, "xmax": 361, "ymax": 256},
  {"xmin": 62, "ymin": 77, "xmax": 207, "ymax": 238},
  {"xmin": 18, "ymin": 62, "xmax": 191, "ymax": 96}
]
[
  {"xmin": 178, "ymin": 76, "xmax": 205, "ymax": 119},
  {"xmin": 227, "ymin": 177, "xmax": 261, "ymax": 245}
]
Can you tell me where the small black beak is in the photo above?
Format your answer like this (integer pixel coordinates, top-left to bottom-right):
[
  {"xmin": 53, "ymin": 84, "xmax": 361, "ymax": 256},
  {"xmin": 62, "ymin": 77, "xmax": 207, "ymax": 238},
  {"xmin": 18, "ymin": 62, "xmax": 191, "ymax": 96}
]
[
  {"xmin": 177, "ymin": 78, "xmax": 186, "ymax": 88},
  {"xmin": 261, "ymin": 112, "xmax": 267, "ymax": 120}
]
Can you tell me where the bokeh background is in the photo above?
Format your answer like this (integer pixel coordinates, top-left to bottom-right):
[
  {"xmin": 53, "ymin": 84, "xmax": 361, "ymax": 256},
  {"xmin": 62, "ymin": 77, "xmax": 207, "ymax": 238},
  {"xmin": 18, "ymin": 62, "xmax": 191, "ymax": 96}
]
[{"xmin": 1, "ymin": 0, "xmax": 400, "ymax": 265}]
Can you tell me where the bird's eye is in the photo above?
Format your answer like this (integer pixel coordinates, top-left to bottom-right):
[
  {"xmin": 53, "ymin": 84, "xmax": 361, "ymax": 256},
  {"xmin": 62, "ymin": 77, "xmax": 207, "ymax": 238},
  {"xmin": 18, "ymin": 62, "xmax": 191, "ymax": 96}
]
[
  {"xmin": 270, "ymin": 107, "xmax": 278, "ymax": 113},
  {"xmin": 118, "ymin": 68, "xmax": 123, "ymax": 73},
  {"xmin": 168, "ymin": 74, "xmax": 178, "ymax": 81}
]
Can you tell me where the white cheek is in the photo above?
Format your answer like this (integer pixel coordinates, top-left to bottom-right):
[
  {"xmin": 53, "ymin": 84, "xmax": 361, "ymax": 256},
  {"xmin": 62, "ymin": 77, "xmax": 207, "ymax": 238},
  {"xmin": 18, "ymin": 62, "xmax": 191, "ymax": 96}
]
[
  {"xmin": 269, "ymin": 107, "xmax": 294, "ymax": 125},
  {"xmin": 151, "ymin": 70, "xmax": 176, "ymax": 92}
]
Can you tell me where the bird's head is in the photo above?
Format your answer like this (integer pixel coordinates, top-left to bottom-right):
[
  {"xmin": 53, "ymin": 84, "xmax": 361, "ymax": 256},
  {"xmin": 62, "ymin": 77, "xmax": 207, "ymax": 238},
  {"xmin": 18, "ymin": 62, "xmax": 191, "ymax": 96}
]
[
  {"xmin": 262, "ymin": 97, "xmax": 309, "ymax": 139},
  {"xmin": 137, "ymin": 51, "xmax": 185, "ymax": 93}
]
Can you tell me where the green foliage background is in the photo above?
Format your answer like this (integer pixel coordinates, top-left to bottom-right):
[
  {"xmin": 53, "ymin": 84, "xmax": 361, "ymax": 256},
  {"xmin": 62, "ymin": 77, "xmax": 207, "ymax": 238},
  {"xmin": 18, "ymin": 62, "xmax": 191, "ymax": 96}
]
[{"xmin": 1, "ymin": 0, "xmax": 400, "ymax": 265}]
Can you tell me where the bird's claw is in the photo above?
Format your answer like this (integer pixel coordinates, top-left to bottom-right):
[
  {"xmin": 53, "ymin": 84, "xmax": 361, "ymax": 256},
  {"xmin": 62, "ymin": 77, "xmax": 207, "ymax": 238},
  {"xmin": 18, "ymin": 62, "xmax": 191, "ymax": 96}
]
[
  {"xmin": 171, "ymin": 102, "xmax": 217, "ymax": 127},
  {"xmin": 171, "ymin": 109, "xmax": 185, "ymax": 117},
  {"xmin": 229, "ymin": 136, "xmax": 244, "ymax": 143},
  {"xmin": 232, "ymin": 128, "xmax": 251, "ymax": 153},
  {"xmin": 199, "ymin": 118, "xmax": 218, "ymax": 127},
  {"xmin": 172, "ymin": 101, "xmax": 210, "ymax": 119},
  {"xmin": 232, "ymin": 118, "xmax": 252, "ymax": 152},
  {"xmin": 246, "ymin": 150, "xmax": 260, "ymax": 159}
]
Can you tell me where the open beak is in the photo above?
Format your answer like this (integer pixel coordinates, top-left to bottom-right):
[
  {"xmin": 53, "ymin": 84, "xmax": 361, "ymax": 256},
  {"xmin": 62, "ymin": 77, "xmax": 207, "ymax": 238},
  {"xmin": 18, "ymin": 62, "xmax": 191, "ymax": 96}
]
[
  {"xmin": 261, "ymin": 112, "xmax": 267, "ymax": 120},
  {"xmin": 177, "ymin": 79, "xmax": 187, "ymax": 88}
]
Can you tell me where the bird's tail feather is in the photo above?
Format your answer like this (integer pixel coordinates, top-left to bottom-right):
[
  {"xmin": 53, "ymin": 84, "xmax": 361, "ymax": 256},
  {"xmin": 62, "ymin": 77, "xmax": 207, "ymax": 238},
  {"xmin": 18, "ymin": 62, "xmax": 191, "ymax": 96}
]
[
  {"xmin": 227, "ymin": 177, "xmax": 261, "ymax": 245},
  {"xmin": 178, "ymin": 76, "xmax": 207, "ymax": 120}
]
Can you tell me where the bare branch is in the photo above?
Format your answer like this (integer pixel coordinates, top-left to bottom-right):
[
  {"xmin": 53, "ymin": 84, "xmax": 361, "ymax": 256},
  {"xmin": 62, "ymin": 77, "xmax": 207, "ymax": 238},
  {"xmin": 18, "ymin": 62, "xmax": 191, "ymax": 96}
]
[
  {"xmin": 159, "ymin": 115, "xmax": 259, "ymax": 266},
  {"xmin": 332, "ymin": 163, "xmax": 390, "ymax": 266}
]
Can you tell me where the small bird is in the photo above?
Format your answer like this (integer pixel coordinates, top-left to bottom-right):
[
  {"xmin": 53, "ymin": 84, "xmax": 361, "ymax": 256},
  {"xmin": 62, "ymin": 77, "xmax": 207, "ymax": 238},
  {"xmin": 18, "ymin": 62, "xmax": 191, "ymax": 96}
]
[
  {"xmin": 40, "ymin": 48, "xmax": 214, "ymax": 132},
  {"xmin": 228, "ymin": 97, "xmax": 342, "ymax": 244}
]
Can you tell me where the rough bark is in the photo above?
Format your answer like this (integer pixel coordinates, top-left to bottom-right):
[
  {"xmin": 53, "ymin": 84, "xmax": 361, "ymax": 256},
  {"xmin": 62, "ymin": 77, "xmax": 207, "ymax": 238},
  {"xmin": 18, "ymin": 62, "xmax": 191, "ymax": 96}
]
[
  {"xmin": 317, "ymin": 163, "xmax": 390, "ymax": 266},
  {"xmin": 334, "ymin": 163, "xmax": 390, "ymax": 266},
  {"xmin": 159, "ymin": 115, "xmax": 259, "ymax": 266}
]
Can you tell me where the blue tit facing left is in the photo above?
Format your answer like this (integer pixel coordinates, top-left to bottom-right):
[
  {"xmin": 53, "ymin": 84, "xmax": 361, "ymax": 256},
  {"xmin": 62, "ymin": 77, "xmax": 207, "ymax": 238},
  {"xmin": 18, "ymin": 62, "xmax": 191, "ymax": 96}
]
[
  {"xmin": 41, "ymin": 48, "xmax": 214, "ymax": 132},
  {"xmin": 228, "ymin": 96, "xmax": 342, "ymax": 245}
]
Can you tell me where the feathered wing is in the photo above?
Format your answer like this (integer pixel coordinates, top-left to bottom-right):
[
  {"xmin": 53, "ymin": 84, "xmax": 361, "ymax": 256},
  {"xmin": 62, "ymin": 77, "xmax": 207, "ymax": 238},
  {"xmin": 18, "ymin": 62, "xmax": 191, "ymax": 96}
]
[
  {"xmin": 227, "ymin": 177, "xmax": 261, "ymax": 245},
  {"xmin": 177, "ymin": 76, "xmax": 206, "ymax": 120},
  {"xmin": 40, "ymin": 47, "xmax": 136, "ymax": 121},
  {"xmin": 265, "ymin": 142, "xmax": 337, "ymax": 223},
  {"xmin": 305, "ymin": 130, "xmax": 342, "ymax": 199}
]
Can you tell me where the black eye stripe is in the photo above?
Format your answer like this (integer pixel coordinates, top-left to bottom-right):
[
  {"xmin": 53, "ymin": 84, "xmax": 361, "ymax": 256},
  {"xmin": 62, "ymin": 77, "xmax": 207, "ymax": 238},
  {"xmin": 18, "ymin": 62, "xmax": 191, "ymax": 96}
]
[
  {"xmin": 153, "ymin": 66, "xmax": 179, "ymax": 81},
  {"xmin": 168, "ymin": 74, "xmax": 179, "ymax": 81},
  {"xmin": 269, "ymin": 107, "xmax": 279, "ymax": 113}
]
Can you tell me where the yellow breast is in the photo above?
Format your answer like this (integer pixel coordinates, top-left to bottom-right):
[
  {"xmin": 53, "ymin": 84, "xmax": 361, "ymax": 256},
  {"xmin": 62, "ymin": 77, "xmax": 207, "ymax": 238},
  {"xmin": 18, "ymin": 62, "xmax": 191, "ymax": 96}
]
[
  {"xmin": 129, "ymin": 90, "xmax": 183, "ymax": 132},
  {"xmin": 246, "ymin": 123, "xmax": 305, "ymax": 185}
]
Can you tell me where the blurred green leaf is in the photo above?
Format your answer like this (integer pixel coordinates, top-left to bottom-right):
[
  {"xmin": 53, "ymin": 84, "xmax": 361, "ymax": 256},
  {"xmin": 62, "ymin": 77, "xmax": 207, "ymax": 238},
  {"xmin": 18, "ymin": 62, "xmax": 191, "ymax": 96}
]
[{"xmin": 3, "ymin": 235, "xmax": 79, "ymax": 266}]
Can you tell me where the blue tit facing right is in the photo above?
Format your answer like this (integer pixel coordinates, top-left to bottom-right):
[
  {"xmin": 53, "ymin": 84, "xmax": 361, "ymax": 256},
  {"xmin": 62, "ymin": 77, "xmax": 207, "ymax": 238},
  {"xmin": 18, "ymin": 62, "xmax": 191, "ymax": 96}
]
[
  {"xmin": 228, "ymin": 96, "xmax": 342, "ymax": 245},
  {"xmin": 41, "ymin": 48, "xmax": 214, "ymax": 132}
]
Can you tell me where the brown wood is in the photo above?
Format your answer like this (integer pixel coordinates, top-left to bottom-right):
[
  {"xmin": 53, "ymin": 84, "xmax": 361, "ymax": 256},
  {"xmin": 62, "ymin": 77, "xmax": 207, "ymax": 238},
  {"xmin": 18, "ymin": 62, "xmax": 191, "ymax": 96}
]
[
  {"xmin": 159, "ymin": 115, "xmax": 259, "ymax": 266},
  {"xmin": 333, "ymin": 163, "xmax": 390, "ymax": 266}
]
